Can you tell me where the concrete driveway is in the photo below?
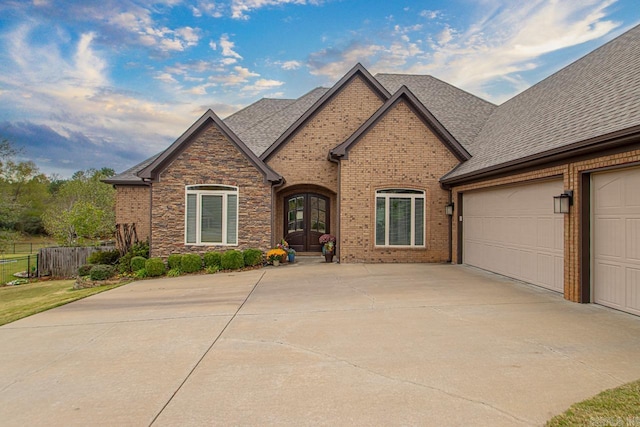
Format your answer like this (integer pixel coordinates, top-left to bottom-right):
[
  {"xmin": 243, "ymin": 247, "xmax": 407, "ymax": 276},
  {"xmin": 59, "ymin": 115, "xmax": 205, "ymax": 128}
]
[{"xmin": 2, "ymin": 261, "xmax": 640, "ymax": 426}]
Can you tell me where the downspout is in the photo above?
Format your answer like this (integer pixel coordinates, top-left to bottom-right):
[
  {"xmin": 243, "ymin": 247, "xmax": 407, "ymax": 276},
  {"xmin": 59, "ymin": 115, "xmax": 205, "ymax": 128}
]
[
  {"xmin": 270, "ymin": 178, "xmax": 285, "ymax": 248},
  {"xmin": 328, "ymin": 152, "xmax": 341, "ymax": 263},
  {"xmin": 142, "ymin": 178, "xmax": 153, "ymax": 257}
]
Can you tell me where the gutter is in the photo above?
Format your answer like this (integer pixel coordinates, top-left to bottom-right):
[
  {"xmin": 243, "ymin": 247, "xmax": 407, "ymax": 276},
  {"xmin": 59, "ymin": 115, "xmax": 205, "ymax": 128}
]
[{"xmin": 440, "ymin": 125, "xmax": 640, "ymax": 187}]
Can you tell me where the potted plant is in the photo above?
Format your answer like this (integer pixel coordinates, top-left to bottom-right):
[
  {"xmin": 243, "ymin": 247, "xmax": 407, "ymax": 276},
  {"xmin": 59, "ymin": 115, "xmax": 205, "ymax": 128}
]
[
  {"xmin": 266, "ymin": 248, "xmax": 287, "ymax": 266},
  {"xmin": 319, "ymin": 234, "xmax": 336, "ymax": 263},
  {"xmin": 287, "ymin": 247, "xmax": 296, "ymax": 263}
]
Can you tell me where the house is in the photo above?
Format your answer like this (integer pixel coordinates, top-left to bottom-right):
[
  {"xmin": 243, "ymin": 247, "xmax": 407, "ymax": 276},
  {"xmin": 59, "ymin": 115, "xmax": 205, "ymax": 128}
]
[{"xmin": 105, "ymin": 24, "xmax": 640, "ymax": 316}]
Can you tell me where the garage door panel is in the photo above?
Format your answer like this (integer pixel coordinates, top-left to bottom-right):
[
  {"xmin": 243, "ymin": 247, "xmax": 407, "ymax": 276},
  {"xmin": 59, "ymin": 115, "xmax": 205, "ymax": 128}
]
[
  {"xmin": 627, "ymin": 219, "xmax": 640, "ymax": 261},
  {"xmin": 594, "ymin": 262, "xmax": 625, "ymax": 307},
  {"xmin": 536, "ymin": 217, "xmax": 554, "ymax": 249},
  {"xmin": 627, "ymin": 268, "xmax": 640, "ymax": 314},
  {"xmin": 593, "ymin": 167, "xmax": 640, "ymax": 316},
  {"xmin": 594, "ymin": 218, "xmax": 624, "ymax": 258},
  {"xmin": 537, "ymin": 253, "xmax": 554, "ymax": 287},
  {"xmin": 463, "ymin": 180, "xmax": 564, "ymax": 293}
]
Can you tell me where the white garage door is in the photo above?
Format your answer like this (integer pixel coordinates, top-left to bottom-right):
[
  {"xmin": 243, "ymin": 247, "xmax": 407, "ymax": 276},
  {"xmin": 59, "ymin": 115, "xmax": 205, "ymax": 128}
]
[
  {"xmin": 463, "ymin": 180, "xmax": 564, "ymax": 292},
  {"xmin": 592, "ymin": 167, "xmax": 640, "ymax": 316}
]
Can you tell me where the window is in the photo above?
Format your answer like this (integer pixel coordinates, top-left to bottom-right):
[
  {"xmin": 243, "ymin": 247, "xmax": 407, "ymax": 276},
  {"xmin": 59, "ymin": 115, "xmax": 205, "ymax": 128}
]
[
  {"xmin": 375, "ymin": 189, "xmax": 425, "ymax": 247},
  {"xmin": 185, "ymin": 185, "xmax": 238, "ymax": 245}
]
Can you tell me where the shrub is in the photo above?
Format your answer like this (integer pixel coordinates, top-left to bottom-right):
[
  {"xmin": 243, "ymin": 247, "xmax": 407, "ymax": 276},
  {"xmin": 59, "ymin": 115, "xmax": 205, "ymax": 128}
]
[
  {"xmin": 205, "ymin": 265, "xmax": 219, "ymax": 274},
  {"xmin": 130, "ymin": 240, "xmax": 149, "ymax": 258},
  {"xmin": 166, "ymin": 268, "xmax": 182, "ymax": 277},
  {"xmin": 145, "ymin": 258, "xmax": 166, "ymax": 277},
  {"xmin": 130, "ymin": 256, "xmax": 147, "ymax": 272},
  {"xmin": 203, "ymin": 251, "xmax": 222, "ymax": 268},
  {"xmin": 77, "ymin": 264, "xmax": 93, "ymax": 277},
  {"xmin": 89, "ymin": 264, "xmax": 116, "ymax": 281},
  {"xmin": 221, "ymin": 250, "xmax": 244, "ymax": 270},
  {"xmin": 133, "ymin": 268, "xmax": 148, "ymax": 279},
  {"xmin": 243, "ymin": 249, "xmax": 263, "ymax": 267},
  {"xmin": 88, "ymin": 249, "xmax": 120, "ymax": 265},
  {"xmin": 117, "ymin": 240, "xmax": 150, "ymax": 273},
  {"xmin": 167, "ymin": 254, "xmax": 183, "ymax": 270},
  {"xmin": 181, "ymin": 253, "xmax": 203, "ymax": 273}
]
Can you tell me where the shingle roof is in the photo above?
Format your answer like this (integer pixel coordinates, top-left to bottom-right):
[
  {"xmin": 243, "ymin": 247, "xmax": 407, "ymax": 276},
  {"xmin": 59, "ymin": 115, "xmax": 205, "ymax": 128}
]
[
  {"xmin": 102, "ymin": 153, "xmax": 160, "ymax": 185},
  {"xmin": 375, "ymin": 73, "xmax": 496, "ymax": 149},
  {"xmin": 443, "ymin": 24, "xmax": 640, "ymax": 181},
  {"xmin": 227, "ymin": 87, "xmax": 330, "ymax": 156}
]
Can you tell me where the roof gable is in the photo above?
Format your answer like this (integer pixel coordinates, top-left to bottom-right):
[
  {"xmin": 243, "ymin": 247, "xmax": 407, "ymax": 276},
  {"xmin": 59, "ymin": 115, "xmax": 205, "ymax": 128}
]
[
  {"xmin": 226, "ymin": 87, "xmax": 329, "ymax": 156},
  {"xmin": 375, "ymin": 73, "xmax": 496, "ymax": 150},
  {"xmin": 331, "ymin": 86, "xmax": 471, "ymax": 162},
  {"xmin": 259, "ymin": 63, "xmax": 391, "ymax": 161},
  {"xmin": 138, "ymin": 109, "xmax": 281, "ymax": 183}
]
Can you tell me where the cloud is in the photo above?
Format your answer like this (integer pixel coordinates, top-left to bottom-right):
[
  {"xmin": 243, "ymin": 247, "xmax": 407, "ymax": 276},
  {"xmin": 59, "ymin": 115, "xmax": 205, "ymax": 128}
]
[
  {"xmin": 241, "ymin": 78, "xmax": 284, "ymax": 93},
  {"xmin": 230, "ymin": 0, "xmax": 319, "ymax": 20},
  {"xmin": 219, "ymin": 34, "xmax": 242, "ymax": 58},
  {"xmin": 305, "ymin": 0, "xmax": 622, "ymax": 102},
  {"xmin": 209, "ymin": 66, "xmax": 259, "ymax": 85},
  {"xmin": 280, "ymin": 60, "xmax": 302, "ymax": 70}
]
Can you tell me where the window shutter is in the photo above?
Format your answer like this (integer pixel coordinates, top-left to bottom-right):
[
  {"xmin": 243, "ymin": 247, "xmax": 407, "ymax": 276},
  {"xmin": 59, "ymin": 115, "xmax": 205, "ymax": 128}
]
[
  {"xmin": 226, "ymin": 194, "xmax": 238, "ymax": 245},
  {"xmin": 186, "ymin": 194, "xmax": 197, "ymax": 243}
]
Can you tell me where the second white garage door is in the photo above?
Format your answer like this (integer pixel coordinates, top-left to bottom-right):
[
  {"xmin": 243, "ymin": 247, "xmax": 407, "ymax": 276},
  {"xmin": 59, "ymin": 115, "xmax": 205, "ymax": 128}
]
[
  {"xmin": 592, "ymin": 167, "xmax": 640, "ymax": 316},
  {"xmin": 463, "ymin": 180, "xmax": 564, "ymax": 292}
]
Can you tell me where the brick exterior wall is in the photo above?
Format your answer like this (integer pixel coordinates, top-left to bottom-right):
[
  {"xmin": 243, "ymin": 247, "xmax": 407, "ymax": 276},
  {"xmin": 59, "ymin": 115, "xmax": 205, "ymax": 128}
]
[
  {"xmin": 114, "ymin": 185, "xmax": 151, "ymax": 243},
  {"xmin": 150, "ymin": 124, "xmax": 272, "ymax": 259},
  {"xmin": 340, "ymin": 100, "xmax": 460, "ymax": 263},
  {"xmin": 451, "ymin": 147, "xmax": 640, "ymax": 302},
  {"xmin": 266, "ymin": 75, "xmax": 385, "ymax": 244}
]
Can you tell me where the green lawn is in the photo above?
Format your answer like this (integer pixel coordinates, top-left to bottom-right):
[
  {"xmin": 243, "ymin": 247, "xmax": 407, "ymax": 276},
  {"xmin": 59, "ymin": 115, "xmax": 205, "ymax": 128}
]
[
  {"xmin": 0, "ymin": 279, "xmax": 127, "ymax": 326},
  {"xmin": 547, "ymin": 380, "xmax": 640, "ymax": 426},
  {"xmin": 0, "ymin": 255, "xmax": 38, "ymax": 285}
]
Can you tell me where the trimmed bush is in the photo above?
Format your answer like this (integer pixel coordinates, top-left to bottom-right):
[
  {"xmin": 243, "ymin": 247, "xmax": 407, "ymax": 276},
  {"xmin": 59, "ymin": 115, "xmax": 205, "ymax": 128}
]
[
  {"xmin": 167, "ymin": 254, "xmax": 183, "ymax": 270},
  {"xmin": 221, "ymin": 250, "xmax": 244, "ymax": 270},
  {"xmin": 203, "ymin": 251, "xmax": 222, "ymax": 268},
  {"xmin": 117, "ymin": 240, "xmax": 150, "ymax": 273},
  {"xmin": 145, "ymin": 258, "xmax": 166, "ymax": 277},
  {"xmin": 181, "ymin": 254, "xmax": 203, "ymax": 273},
  {"xmin": 77, "ymin": 264, "xmax": 93, "ymax": 276},
  {"xmin": 88, "ymin": 249, "xmax": 120, "ymax": 265},
  {"xmin": 130, "ymin": 256, "xmax": 147, "ymax": 272},
  {"xmin": 243, "ymin": 249, "xmax": 263, "ymax": 267},
  {"xmin": 89, "ymin": 264, "xmax": 116, "ymax": 281}
]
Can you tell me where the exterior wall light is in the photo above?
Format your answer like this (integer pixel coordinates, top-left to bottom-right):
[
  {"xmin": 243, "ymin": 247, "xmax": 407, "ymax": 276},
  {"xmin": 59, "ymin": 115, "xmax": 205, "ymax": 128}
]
[
  {"xmin": 445, "ymin": 202, "xmax": 455, "ymax": 216},
  {"xmin": 553, "ymin": 190, "xmax": 573, "ymax": 214}
]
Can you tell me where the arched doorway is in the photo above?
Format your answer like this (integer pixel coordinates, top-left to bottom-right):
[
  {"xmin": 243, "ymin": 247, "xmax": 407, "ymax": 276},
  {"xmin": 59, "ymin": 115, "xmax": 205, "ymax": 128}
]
[{"xmin": 284, "ymin": 193, "xmax": 329, "ymax": 252}]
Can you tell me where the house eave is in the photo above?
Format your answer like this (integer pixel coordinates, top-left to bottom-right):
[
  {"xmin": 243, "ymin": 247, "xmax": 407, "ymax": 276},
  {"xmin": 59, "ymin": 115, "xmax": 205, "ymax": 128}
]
[{"xmin": 440, "ymin": 125, "xmax": 640, "ymax": 187}]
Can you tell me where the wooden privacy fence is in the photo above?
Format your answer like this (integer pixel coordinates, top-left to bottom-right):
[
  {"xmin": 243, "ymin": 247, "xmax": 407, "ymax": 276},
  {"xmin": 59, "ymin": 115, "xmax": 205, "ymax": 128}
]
[{"xmin": 38, "ymin": 246, "xmax": 116, "ymax": 278}]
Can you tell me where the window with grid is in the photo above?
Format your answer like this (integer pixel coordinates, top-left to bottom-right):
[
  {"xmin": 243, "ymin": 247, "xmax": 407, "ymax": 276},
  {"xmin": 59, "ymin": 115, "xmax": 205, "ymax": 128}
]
[
  {"xmin": 185, "ymin": 185, "xmax": 238, "ymax": 245},
  {"xmin": 375, "ymin": 189, "xmax": 425, "ymax": 247}
]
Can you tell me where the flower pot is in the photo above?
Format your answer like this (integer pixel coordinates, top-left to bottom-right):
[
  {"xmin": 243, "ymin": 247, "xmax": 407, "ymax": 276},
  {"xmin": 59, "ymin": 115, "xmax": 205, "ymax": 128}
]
[
  {"xmin": 273, "ymin": 259, "xmax": 280, "ymax": 267},
  {"xmin": 288, "ymin": 253, "xmax": 295, "ymax": 263},
  {"xmin": 324, "ymin": 253, "xmax": 334, "ymax": 263}
]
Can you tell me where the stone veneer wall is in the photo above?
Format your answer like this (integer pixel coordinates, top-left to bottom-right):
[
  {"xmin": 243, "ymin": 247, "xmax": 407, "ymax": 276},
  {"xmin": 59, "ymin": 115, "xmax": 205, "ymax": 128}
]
[
  {"xmin": 451, "ymin": 147, "xmax": 640, "ymax": 302},
  {"xmin": 339, "ymin": 100, "xmax": 460, "ymax": 263},
  {"xmin": 114, "ymin": 185, "xmax": 151, "ymax": 244},
  {"xmin": 267, "ymin": 75, "xmax": 385, "ymax": 243},
  {"xmin": 150, "ymin": 124, "xmax": 272, "ymax": 259}
]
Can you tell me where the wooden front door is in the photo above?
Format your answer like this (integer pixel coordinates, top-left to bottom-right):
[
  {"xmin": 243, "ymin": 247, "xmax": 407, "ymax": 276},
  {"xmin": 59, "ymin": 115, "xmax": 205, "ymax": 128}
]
[{"xmin": 284, "ymin": 193, "xmax": 329, "ymax": 252}]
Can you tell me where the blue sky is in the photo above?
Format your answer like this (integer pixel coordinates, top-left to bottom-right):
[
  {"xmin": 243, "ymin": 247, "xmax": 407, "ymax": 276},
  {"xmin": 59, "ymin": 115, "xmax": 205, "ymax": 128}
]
[{"xmin": 0, "ymin": 0, "xmax": 638, "ymax": 178}]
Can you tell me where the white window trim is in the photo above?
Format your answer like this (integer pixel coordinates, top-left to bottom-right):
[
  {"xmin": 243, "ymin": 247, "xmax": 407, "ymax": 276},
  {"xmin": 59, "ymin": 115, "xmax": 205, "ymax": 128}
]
[
  {"xmin": 185, "ymin": 185, "xmax": 239, "ymax": 246},
  {"xmin": 375, "ymin": 189, "xmax": 425, "ymax": 248}
]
